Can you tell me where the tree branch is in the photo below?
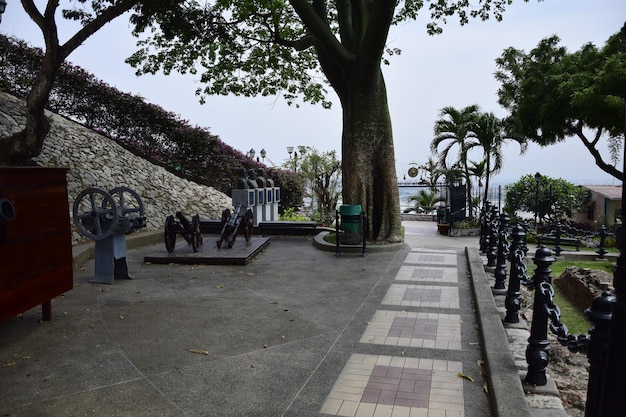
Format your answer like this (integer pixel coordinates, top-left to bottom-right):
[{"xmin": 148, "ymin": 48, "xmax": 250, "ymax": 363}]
[
  {"xmin": 576, "ymin": 124, "xmax": 622, "ymax": 179},
  {"xmin": 288, "ymin": 0, "xmax": 353, "ymax": 65},
  {"xmin": 62, "ymin": 0, "xmax": 140, "ymax": 60}
]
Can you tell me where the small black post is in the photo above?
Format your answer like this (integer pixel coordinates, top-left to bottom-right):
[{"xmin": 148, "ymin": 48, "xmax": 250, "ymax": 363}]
[
  {"xmin": 479, "ymin": 201, "xmax": 491, "ymax": 254},
  {"xmin": 486, "ymin": 206, "xmax": 499, "ymax": 268},
  {"xmin": 596, "ymin": 225, "xmax": 608, "ymax": 260},
  {"xmin": 335, "ymin": 209, "xmax": 340, "ymax": 256},
  {"xmin": 505, "ymin": 224, "xmax": 526, "ymax": 323},
  {"xmin": 494, "ymin": 212, "xmax": 511, "ymax": 290},
  {"xmin": 584, "ymin": 291, "xmax": 615, "ymax": 417},
  {"xmin": 554, "ymin": 221, "xmax": 563, "ymax": 256},
  {"xmin": 525, "ymin": 246, "xmax": 555, "ymax": 386},
  {"xmin": 521, "ymin": 220, "xmax": 529, "ymax": 256}
]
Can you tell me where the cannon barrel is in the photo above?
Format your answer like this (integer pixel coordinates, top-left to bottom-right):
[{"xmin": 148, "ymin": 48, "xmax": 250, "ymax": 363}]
[{"xmin": 0, "ymin": 198, "xmax": 15, "ymax": 222}]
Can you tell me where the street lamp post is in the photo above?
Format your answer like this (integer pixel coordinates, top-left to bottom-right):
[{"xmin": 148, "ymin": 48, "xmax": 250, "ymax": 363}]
[
  {"xmin": 248, "ymin": 148, "xmax": 255, "ymax": 160},
  {"xmin": 534, "ymin": 172, "xmax": 541, "ymax": 228},
  {"xmin": 260, "ymin": 148, "xmax": 266, "ymax": 162}
]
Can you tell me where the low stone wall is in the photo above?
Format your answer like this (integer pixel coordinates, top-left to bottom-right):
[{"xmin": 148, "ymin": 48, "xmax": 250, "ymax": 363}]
[
  {"xmin": 554, "ymin": 266, "xmax": 614, "ymax": 312},
  {"xmin": 401, "ymin": 213, "xmax": 436, "ymax": 222},
  {"xmin": 0, "ymin": 93, "xmax": 232, "ymax": 245}
]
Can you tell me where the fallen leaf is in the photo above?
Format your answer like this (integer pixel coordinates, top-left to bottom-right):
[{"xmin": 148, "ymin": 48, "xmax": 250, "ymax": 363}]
[
  {"xmin": 477, "ymin": 360, "xmax": 485, "ymax": 366},
  {"xmin": 3, "ymin": 360, "xmax": 16, "ymax": 368},
  {"xmin": 119, "ymin": 315, "xmax": 124, "ymax": 320},
  {"xmin": 458, "ymin": 373, "xmax": 475, "ymax": 382},
  {"xmin": 216, "ymin": 284, "xmax": 225, "ymax": 288},
  {"xmin": 189, "ymin": 349, "xmax": 209, "ymax": 355},
  {"xmin": 483, "ymin": 381, "xmax": 489, "ymax": 393}
]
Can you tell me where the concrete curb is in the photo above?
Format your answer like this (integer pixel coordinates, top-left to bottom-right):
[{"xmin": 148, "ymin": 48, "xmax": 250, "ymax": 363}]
[
  {"xmin": 71, "ymin": 230, "xmax": 163, "ymax": 268},
  {"xmin": 312, "ymin": 230, "xmax": 409, "ymax": 253},
  {"xmin": 466, "ymin": 247, "xmax": 533, "ymax": 416}
]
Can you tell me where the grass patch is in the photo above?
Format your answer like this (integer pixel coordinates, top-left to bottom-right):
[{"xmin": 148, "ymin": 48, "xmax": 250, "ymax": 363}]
[
  {"xmin": 324, "ymin": 232, "xmax": 338, "ymax": 244},
  {"xmin": 527, "ymin": 259, "xmax": 614, "ymax": 335}
]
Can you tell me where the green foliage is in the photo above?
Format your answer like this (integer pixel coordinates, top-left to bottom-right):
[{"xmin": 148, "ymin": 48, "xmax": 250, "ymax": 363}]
[
  {"xmin": 279, "ymin": 207, "xmax": 308, "ymax": 221},
  {"xmin": 453, "ymin": 219, "xmax": 480, "ymax": 229},
  {"xmin": 407, "ymin": 189, "xmax": 444, "ymax": 213},
  {"xmin": 273, "ymin": 169, "xmax": 306, "ymax": 214},
  {"xmin": 297, "ymin": 147, "xmax": 341, "ymax": 225},
  {"xmin": 495, "ymin": 32, "xmax": 626, "ymax": 179},
  {"xmin": 504, "ymin": 174, "xmax": 590, "ymax": 222}
]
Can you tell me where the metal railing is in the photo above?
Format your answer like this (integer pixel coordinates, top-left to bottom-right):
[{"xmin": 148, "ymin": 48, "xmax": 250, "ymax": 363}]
[{"xmin": 479, "ymin": 210, "xmax": 623, "ymax": 417}]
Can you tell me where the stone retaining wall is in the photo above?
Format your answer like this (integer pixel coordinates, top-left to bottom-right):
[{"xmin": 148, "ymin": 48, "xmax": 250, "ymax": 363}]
[{"xmin": 0, "ymin": 93, "xmax": 232, "ymax": 244}]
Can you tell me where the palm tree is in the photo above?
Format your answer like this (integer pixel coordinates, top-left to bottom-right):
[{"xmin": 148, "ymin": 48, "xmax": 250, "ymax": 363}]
[
  {"xmin": 466, "ymin": 112, "xmax": 527, "ymax": 204},
  {"xmin": 418, "ymin": 156, "xmax": 445, "ymax": 192},
  {"xmin": 431, "ymin": 105, "xmax": 480, "ymax": 218},
  {"xmin": 468, "ymin": 159, "xmax": 486, "ymax": 216},
  {"xmin": 407, "ymin": 189, "xmax": 445, "ymax": 214}
]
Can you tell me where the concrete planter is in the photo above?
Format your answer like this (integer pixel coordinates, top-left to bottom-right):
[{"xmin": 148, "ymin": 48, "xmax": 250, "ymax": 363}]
[
  {"xmin": 449, "ymin": 228, "xmax": 480, "ymax": 237},
  {"xmin": 437, "ymin": 224, "xmax": 450, "ymax": 235}
]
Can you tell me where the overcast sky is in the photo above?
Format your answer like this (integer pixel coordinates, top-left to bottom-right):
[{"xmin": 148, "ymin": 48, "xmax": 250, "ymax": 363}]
[{"xmin": 1, "ymin": 0, "xmax": 625, "ymax": 185}]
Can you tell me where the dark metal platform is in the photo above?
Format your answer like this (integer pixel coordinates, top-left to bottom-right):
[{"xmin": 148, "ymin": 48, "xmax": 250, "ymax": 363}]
[{"xmin": 143, "ymin": 235, "xmax": 270, "ymax": 265}]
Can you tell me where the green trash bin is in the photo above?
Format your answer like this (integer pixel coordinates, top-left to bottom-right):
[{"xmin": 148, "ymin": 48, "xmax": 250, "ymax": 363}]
[{"xmin": 339, "ymin": 204, "xmax": 362, "ymax": 244}]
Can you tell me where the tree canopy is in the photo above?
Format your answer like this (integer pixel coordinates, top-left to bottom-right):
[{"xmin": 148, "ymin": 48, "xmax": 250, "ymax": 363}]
[
  {"xmin": 504, "ymin": 174, "xmax": 589, "ymax": 223},
  {"xmin": 4, "ymin": 0, "xmax": 528, "ymax": 242},
  {"xmin": 495, "ymin": 31, "xmax": 626, "ymax": 179},
  {"xmin": 126, "ymin": 0, "xmax": 529, "ymax": 242}
]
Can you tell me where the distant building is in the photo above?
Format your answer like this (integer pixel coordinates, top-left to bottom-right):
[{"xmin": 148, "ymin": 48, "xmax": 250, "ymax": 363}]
[{"xmin": 573, "ymin": 185, "xmax": 622, "ymax": 227}]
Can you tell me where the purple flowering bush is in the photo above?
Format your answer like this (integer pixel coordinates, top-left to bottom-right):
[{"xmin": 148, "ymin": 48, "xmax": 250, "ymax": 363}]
[{"xmin": 0, "ymin": 35, "xmax": 303, "ymax": 209}]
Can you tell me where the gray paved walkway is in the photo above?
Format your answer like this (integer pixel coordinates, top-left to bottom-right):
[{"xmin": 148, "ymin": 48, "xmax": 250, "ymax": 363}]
[{"xmin": 0, "ymin": 222, "xmax": 493, "ymax": 416}]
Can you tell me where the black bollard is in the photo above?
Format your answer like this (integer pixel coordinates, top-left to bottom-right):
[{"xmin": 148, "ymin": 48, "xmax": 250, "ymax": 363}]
[
  {"xmin": 598, "ymin": 222, "xmax": 626, "ymax": 416},
  {"xmin": 596, "ymin": 225, "xmax": 608, "ymax": 260},
  {"xmin": 479, "ymin": 201, "xmax": 491, "ymax": 254},
  {"xmin": 525, "ymin": 246, "xmax": 555, "ymax": 386},
  {"xmin": 494, "ymin": 212, "xmax": 511, "ymax": 290},
  {"xmin": 584, "ymin": 291, "xmax": 615, "ymax": 417},
  {"xmin": 486, "ymin": 206, "xmax": 499, "ymax": 268},
  {"xmin": 521, "ymin": 220, "xmax": 529, "ymax": 256},
  {"xmin": 505, "ymin": 224, "xmax": 527, "ymax": 323},
  {"xmin": 553, "ymin": 221, "xmax": 563, "ymax": 256}
]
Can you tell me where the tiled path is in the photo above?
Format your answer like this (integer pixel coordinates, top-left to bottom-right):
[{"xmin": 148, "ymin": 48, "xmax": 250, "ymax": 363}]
[{"xmin": 320, "ymin": 247, "xmax": 481, "ymax": 417}]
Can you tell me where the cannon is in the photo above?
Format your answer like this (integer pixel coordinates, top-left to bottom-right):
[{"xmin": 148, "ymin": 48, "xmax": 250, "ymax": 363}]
[
  {"xmin": 72, "ymin": 186, "xmax": 146, "ymax": 284},
  {"xmin": 164, "ymin": 211, "xmax": 203, "ymax": 252},
  {"xmin": 217, "ymin": 204, "xmax": 253, "ymax": 248}
]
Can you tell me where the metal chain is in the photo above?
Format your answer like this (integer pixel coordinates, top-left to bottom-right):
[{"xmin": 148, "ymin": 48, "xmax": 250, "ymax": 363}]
[
  {"xmin": 538, "ymin": 281, "xmax": 590, "ymax": 353},
  {"xmin": 510, "ymin": 244, "xmax": 532, "ymax": 288},
  {"xmin": 558, "ymin": 221, "xmax": 615, "ymax": 241}
]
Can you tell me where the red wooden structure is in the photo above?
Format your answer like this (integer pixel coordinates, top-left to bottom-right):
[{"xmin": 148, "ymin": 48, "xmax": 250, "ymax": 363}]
[{"xmin": 0, "ymin": 167, "xmax": 73, "ymax": 321}]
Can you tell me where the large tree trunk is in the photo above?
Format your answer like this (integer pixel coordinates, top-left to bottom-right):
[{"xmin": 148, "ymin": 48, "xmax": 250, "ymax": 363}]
[{"xmin": 341, "ymin": 83, "xmax": 402, "ymax": 243}]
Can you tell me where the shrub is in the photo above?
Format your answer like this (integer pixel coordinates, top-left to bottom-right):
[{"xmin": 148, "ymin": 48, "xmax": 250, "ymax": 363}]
[
  {"xmin": 0, "ymin": 35, "xmax": 307, "ymax": 210},
  {"xmin": 453, "ymin": 219, "xmax": 480, "ymax": 229}
]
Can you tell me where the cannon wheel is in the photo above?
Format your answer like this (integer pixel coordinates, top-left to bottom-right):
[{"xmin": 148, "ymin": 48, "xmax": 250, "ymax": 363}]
[
  {"xmin": 73, "ymin": 188, "xmax": 118, "ymax": 240},
  {"xmin": 109, "ymin": 186, "xmax": 144, "ymax": 218},
  {"xmin": 164, "ymin": 215, "xmax": 177, "ymax": 252},
  {"xmin": 244, "ymin": 209, "xmax": 253, "ymax": 241},
  {"xmin": 191, "ymin": 214, "xmax": 202, "ymax": 252},
  {"xmin": 217, "ymin": 208, "xmax": 231, "ymax": 249}
]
